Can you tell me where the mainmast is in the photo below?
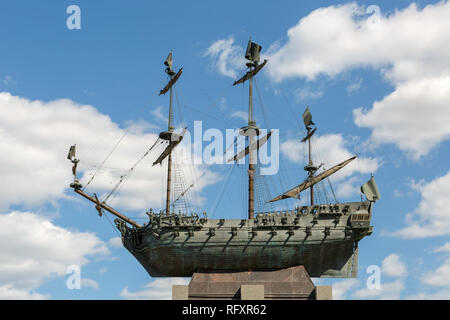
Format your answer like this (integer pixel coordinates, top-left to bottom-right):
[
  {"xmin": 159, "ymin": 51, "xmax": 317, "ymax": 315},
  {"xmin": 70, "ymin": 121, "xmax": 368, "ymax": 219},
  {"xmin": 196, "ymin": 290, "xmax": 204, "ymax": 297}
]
[
  {"xmin": 158, "ymin": 52, "xmax": 183, "ymax": 216},
  {"xmin": 233, "ymin": 39, "xmax": 267, "ymax": 219}
]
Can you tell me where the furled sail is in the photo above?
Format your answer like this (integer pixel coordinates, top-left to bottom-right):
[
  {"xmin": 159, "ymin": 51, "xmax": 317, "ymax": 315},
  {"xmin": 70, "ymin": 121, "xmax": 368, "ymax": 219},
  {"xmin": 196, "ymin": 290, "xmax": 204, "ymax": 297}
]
[
  {"xmin": 301, "ymin": 127, "xmax": 317, "ymax": 142},
  {"xmin": 245, "ymin": 40, "xmax": 262, "ymax": 63},
  {"xmin": 268, "ymin": 155, "xmax": 357, "ymax": 202},
  {"xmin": 67, "ymin": 145, "xmax": 76, "ymax": 160},
  {"xmin": 228, "ymin": 131, "xmax": 272, "ymax": 162},
  {"xmin": 159, "ymin": 68, "xmax": 183, "ymax": 95},
  {"xmin": 302, "ymin": 107, "xmax": 314, "ymax": 130},
  {"xmin": 233, "ymin": 59, "xmax": 268, "ymax": 86},
  {"xmin": 152, "ymin": 129, "xmax": 186, "ymax": 166},
  {"xmin": 164, "ymin": 52, "xmax": 173, "ymax": 70},
  {"xmin": 361, "ymin": 176, "xmax": 380, "ymax": 202}
]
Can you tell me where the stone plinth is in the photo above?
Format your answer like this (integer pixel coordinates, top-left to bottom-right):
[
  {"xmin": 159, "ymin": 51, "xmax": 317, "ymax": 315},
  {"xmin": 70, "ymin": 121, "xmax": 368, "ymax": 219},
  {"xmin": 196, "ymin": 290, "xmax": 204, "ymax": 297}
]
[
  {"xmin": 240, "ymin": 285, "xmax": 265, "ymax": 300},
  {"xmin": 315, "ymin": 285, "xmax": 332, "ymax": 300},
  {"xmin": 172, "ymin": 285, "xmax": 189, "ymax": 300},
  {"xmin": 187, "ymin": 266, "xmax": 316, "ymax": 300}
]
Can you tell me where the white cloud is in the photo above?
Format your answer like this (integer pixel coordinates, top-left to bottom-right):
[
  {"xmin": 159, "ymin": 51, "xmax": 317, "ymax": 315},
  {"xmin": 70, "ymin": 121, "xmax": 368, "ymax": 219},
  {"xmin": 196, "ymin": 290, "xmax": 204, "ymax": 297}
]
[
  {"xmin": 230, "ymin": 111, "xmax": 248, "ymax": 122},
  {"xmin": 3, "ymin": 75, "xmax": 12, "ymax": 85},
  {"xmin": 266, "ymin": 3, "xmax": 370, "ymax": 81},
  {"xmin": 0, "ymin": 211, "xmax": 109, "ymax": 298},
  {"xmin": 120, "ymin": 278, "xmax": 190, "ymax": 300},
  {"xmin": 108, "ymin": 236, "xmax": 123, "ymax": 249},
  {"xmin": 150, "ymin": 106, "xmax": 168, "ymax": 123},
  {"xmin": 352, "ymin": 279, "xmax": 405, "ymax": 300},
  {"xmin": 407, "ymin": 289, "xmax": 450, "ymax": 300},
  {"xmin": 204, "ymin": 37, "xmax": 246, "ymax": 78},
  {"xmin": 354, "ymin": 76, "xmax": 450, "ymax": 158},
  {"xmin": 295, "ymin": 87, "xmax": 323, "ymax": 100},
  {"xmin": 0, "ymin": 284, "xmax": 49, "ymax": 300},
  {"xmin": 281, "ymin": 134, "xmax": 379, "ymax": 176},
  {"xmin": 218, "ymin": 97, "xmax": 227, "ymax": 111},
  {"xmin": 280, "ymin": 133, "xmax": 379, "ymax": 199},
  {"xmin": 433, "ymin": 242, "xmax": 450, "ymax": 253},
  {"xmin": 0, "ymin": 92, "xmax": 216, "ymax": 212},
  {"xmin": 334, "ymin": 176, "xmax": 361, "ymax": 200},
  {"xmin": 389, "ymin": 171, "xmax": 450, "ymax": 239},
  {"xmin": 0, "ymin": 92, "xmax": 120, "ymax": 209},
  {"xmin": 266, "ymin": 2, "xmax": 450, "ymax": 158},
  {"xmin": 346, "ymin": 77, "xmax": 362, "ymax": 95},
  {"xmin": 382, "ymin": 254, "xmax": 407, "ymax": 277},
  {"xmin": 324, "ymin": 253, "xmax": 413, "ymax": 300},
  {"xmin": 421, "ymin": 259, "xmax": 450, "ymax": 287},
  {"xmin": 331, "ymin": 279, "xmax": 360, "ymax": 300},
  {"xmin": 267, "ymin": 2, "xmax": 450, "ymax": 82},
  {"xmin": 81, "ymin": 278, "xmax": 99, "ymax": 290},
  {"xmin": 407, "ymin": 256, "xmax": 450, "ymax": 299}
]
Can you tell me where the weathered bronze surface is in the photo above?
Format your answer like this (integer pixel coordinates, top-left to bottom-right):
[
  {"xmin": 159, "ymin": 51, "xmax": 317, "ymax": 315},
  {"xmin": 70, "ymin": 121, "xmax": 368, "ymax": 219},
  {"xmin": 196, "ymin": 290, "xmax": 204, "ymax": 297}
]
[
  {"xmin": 69, "ymin": 41, "xmax": 378, "ymax": 281},
  {"xmin": 116, "ymin": 201, "xmax": 372, "ymax": 278}
]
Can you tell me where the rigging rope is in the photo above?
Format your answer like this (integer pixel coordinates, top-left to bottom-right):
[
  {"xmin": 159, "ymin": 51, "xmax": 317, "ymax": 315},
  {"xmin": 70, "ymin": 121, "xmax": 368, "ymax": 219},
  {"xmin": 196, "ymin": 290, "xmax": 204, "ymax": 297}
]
[
  {"xmin": 172, "ymin": 132, "xmax": 241, "ymax": 215},
  {"xmin": 185, "ymin": 160, "xmax": 204, "ymax": 214},
  {"xmin": 174, "ymin": 86, "xmax": 186, "ymax": 128},
  {"xmin": 242, "ymin": 165, "xmax": 247, "ymax": 215},
  {"xmin": 182, "ymin": 103, "xmax": 237, "ymax": 127},
  {"xmin": 101, "ymin": 138, "xmax": 163, "ymax": 204},
  {"xmin": 326, "ymin": 174, "xmax": 338, "ymax": 203},
  {"xmin": 254, "ymin": 79, "xmax": 272, "ymax": 130},
  {"xmin": 172, "ymin": 171, "xmax": 206, "ymax": 208},
  {"xmin": 311, "ymin": 140, "xmax": 335, "ymax": 204},
  {"xmin": 279, "ymin": 86, "xmax": 304, "ymax": 133},
  {"xmin": 103, "ymin": 211, "xmax": 121, "ymax": 236},
  {"xmin": 160, "ymin": 165, "xmax": 165, "ymax": 210},
  {"xmin": 210, "ymin": 162, "xmax": 236, "ymax": 217},
  {"xmin": 83, "ymin": 126, "xmax": 131, "ymax": 191}
]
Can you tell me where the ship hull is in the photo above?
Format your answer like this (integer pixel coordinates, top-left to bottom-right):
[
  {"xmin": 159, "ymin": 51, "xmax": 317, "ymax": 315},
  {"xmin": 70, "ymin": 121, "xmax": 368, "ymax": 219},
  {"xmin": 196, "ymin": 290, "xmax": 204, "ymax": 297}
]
[
  {"xmin": 125, "ymin": 236, "xmax": 357, "ymax": 278},
  {"xmin": 117, "ymin": 201, "xmax": 372, "ymax": 278}
]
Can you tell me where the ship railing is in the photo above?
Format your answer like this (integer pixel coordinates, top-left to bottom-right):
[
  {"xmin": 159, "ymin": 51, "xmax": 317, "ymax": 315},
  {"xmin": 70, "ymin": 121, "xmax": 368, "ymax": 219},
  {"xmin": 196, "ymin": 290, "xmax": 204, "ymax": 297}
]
[
  {"xmin": 146, "ymin": 209, "xmax": 207, "ymax": 220},
  {"xmin": 349, "ymin": 212, "xmax": 371, "ymax": 230},
  {"xmin": 255, "ymin": 205, "xmax": 345, "ymax": 218},
  {"xmin": 255, "ymin": 210, "xmax": 297, "ymax": 217},
  {"xmin": 350, "ymin": 213, "xmax": 371, "ymax": 222}
]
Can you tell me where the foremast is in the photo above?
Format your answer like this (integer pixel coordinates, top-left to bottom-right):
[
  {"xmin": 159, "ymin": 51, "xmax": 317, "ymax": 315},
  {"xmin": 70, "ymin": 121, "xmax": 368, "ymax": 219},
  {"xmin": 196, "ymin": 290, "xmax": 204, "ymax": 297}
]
[{"xmin": 158, "ymin": 52, "xmax": 183, "ymax": 216}]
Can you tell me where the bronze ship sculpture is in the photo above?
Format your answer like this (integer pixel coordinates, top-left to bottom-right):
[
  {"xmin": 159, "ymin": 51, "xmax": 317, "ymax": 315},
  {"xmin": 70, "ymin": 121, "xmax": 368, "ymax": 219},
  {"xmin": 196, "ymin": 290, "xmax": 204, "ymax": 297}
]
[{"xmin": 67, "ymin": 40, "xmax": 380, "ymax": 278}]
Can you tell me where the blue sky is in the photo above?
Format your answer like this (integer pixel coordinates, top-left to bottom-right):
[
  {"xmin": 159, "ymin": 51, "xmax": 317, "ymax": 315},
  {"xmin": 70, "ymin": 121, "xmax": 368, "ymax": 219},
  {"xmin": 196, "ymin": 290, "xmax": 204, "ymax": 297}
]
[{"xmin": 1, "ymin": 0, "xmax": 450, "ymax": 299}]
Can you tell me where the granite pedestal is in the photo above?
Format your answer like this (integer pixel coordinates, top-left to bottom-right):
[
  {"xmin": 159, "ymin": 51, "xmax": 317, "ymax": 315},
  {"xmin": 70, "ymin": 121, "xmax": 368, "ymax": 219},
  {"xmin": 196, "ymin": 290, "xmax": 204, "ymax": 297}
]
[{"xmin": 176, "ymin": 265, "xmax": 326, "ymax": 300}]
